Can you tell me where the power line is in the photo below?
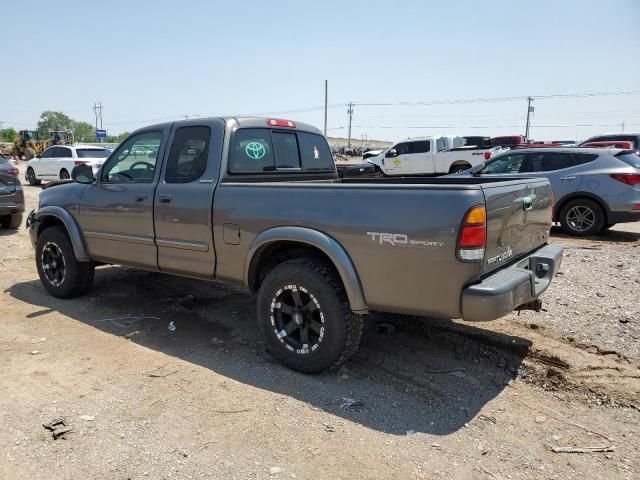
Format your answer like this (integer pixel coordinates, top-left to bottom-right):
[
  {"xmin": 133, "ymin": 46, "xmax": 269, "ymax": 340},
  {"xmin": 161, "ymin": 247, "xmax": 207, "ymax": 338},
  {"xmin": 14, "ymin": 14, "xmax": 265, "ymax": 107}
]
[
  {"xmin": 352, "ymin": 90, "xmax": 640, "ymax": 107},
  {"xmin": 328, "ymin": 123, "xmax": 640, "ymax": 130}
]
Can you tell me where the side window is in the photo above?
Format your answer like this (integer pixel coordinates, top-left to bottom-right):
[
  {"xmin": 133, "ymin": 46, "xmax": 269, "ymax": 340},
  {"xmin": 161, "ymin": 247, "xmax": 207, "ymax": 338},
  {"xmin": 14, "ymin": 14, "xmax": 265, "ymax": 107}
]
[
  {"xmin": 272, "ymin": 132, "xmax": 300, "ymax": 169},
  {"xmin": 40, "ymin": 148, "xmax": 53, "ymax": 159},
  {"xmin": 529, "ymin": 152, "xmax": 573, "ymax": 172},
  {"xmin": 481, "ymin": 153, "xmax": 527, "ymax": 174},
  {"xmin": 298, "ymin": 132, "xmax": 334, "ymax": 171},
  {"xmin": 229, "ymin": 128, "xmax": 275, "ymax": 173},
  {"xmin": 165, "ymin": 126, "xmax": 211, "ymax": 183},
  {"xmin": 409, "ymin": 141, "xmax": 430, "ymax": 154},
  {"xmin": 101, "ymin": 131, "xmax": 163, "ymax": 183},
  {"xmin": 572, "ymin": 153, "xmax": 598, "ymax": 166},
  {"xmin": 60, "ymin": 147, "xmax": 73, "ymax": 158},
  {"xmin": 48, "ymin": 147, "xmax": 61, "ymax": 158},
  {"xmin": 395, "ymin": 143, "xmax": 410, "ymax": 155}
]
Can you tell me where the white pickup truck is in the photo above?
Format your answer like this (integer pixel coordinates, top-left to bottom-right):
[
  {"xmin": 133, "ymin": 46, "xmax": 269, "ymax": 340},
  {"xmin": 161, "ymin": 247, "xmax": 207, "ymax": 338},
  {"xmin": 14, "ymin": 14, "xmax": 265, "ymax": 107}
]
[{"xmin": 367, "ymin": 136, "xmax": 502, "ymax": 176}]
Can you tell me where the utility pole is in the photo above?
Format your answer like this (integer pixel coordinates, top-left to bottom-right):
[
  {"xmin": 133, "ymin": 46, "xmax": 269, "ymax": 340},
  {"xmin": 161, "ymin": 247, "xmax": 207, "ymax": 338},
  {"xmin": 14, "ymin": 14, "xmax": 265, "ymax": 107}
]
[
  {"xmin": 347, "ymin": 102, "xmax": 353, "ymax": 148},
  {"xmin": 323, "ymin": 80, "xmax": 328, "ymax": 137},
  {"xmin": 524, "ymin": 96, "xmax": 534, "ymax": 141},
  {"xmin": 0, "ymin": 121, "xmax": 4, "ymax": 140},
  {"xmin": 621, "ymin": 121, "xmax": 625, "ymax": 132},
  {"xmin": 93, "ymin": 102, "xmax": 104, "ymax": 142}
]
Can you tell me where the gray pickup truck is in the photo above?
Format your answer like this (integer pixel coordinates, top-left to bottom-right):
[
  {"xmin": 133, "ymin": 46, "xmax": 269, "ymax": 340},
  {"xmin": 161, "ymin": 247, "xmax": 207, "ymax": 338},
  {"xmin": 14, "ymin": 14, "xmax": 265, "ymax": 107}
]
[{"xmin": 27, "ymin": 117, "xmax": 562, "ymax": 372}]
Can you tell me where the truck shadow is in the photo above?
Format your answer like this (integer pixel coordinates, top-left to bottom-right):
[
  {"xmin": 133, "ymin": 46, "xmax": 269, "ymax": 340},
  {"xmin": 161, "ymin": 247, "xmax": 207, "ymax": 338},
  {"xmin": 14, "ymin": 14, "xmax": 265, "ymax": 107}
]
[
  {"xmin": 550, "ymin": 225, "xmax": 640, "ymax": 243},
  {"xmin": 6, "ymin": 266, "xmax": 531, "ymax": 436}
]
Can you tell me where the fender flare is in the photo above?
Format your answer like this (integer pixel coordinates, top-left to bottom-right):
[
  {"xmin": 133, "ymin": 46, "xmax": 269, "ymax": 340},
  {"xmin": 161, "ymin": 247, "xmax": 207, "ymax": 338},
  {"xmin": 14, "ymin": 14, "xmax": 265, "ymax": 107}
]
[
  {"xmin": 245, "ymin": 226, "xmax": 368, "ymax": 314},
  {"xmin": 34, "ymin": 206, "xmax": 90, "ymax": 261}
]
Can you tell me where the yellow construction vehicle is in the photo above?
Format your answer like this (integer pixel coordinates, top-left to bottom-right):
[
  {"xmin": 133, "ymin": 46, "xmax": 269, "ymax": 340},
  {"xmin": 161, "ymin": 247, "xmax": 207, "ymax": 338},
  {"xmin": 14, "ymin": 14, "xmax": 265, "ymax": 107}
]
[
  {"xmin": 13, "ymin": 129, "xmax": 74, "ymax": 159},
  {"xmin": 13, "ymin": 130, "xmax": 45, "ymax": 160}
]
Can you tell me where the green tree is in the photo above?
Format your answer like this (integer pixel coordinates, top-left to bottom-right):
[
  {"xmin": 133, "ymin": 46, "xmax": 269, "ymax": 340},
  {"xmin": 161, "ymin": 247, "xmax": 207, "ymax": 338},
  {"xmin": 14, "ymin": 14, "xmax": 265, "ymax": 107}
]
[
  {"xmin": 1, "ymin": 127, "xmax": 17, "ymax": 142},
  {"xmin": 73, "ymin": 121, "xmax": 96, "ymax": 143},
  {"xmin": 37, "ymin": 111, "xmax": 74, "ymax": 137},
  {"xmin": 106, "ymin": 131, "xmax": 129, "ymax": 143}
]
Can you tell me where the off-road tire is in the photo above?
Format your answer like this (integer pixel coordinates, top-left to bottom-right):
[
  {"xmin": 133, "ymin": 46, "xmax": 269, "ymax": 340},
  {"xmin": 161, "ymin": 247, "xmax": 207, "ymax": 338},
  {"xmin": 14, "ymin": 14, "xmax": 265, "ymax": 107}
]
[
  {"xmin": 559, "ymin": 198, "xmax": 605, "ymax": 237},
  {"xmin": 26, "ymin": 167, "xmax": 41, "ymax": 186},
  {"xmin": 257, "ymin": 258, "xmax": 363, "ymax": 373},
  {"xmin": 1, "ymin": 213, "xmax": 23, "ymax": 229},
  {"xmin": 36, "ymin": 226, "xmax": 95, "ymax": 298}
]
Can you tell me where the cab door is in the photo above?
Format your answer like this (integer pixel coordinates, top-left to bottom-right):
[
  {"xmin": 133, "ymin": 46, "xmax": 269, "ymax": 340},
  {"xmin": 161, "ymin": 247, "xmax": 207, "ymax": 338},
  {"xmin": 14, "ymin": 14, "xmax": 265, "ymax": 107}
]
[
  {"xmin": 76, "ymin": 129, "xmax": 167, "ymax": 269},
  {"xmin": 521, "ymin": 151, "xmax": 582, "ymax": 200},
  {"xmin": 154, "ymin": 120, "xmax": 224, "ymax": 278},
  {"xmin": 384, "ymin": 142, "xmax": 411, "ymax": 174}
]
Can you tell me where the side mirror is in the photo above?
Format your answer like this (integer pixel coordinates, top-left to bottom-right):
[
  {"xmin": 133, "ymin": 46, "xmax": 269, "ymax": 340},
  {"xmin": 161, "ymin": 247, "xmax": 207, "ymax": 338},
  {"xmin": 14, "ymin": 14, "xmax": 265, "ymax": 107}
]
[
  {"xmin": 71, "ymin": 163, "xmax": 94, "ymax": 184},
  {"xmin": 471, "ymin": 163, "xmax": 485, "ymax": 175},
  {"xmin": 385, "ymin": 148, "xmax": 398, "ymax": 158}
]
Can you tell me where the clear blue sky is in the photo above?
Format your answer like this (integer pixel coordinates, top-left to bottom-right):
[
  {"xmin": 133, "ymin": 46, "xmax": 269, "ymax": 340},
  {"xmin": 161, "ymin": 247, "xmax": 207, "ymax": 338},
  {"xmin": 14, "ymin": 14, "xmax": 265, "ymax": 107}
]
[{"xmin": 2, "ymin": 0, "xmax": 639, "ymax": 143}]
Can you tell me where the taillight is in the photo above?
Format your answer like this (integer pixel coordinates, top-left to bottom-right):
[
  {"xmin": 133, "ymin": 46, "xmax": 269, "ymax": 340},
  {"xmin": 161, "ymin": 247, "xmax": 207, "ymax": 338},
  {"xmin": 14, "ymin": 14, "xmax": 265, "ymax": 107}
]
[
  {"xmin": 457, "ymin": 205, "xmax": 487, "ymax": 262},
  {"xmin": 610, "ymin": 173, "xmax": 640, "ymax": 186},
  {"xmin": 267, "ymin": 118, "xmax": 296, "ymax": 128},
  {"xmin": 483, "ymin": 151, "xmax": 492, "ymax": 160},
  {"xmin": 74, "ymin": 160, "xmax": 89, "ymax": 166},
  {"xmin": 10, "ymin": 168, "xmax": 19, "ymax": 176}
]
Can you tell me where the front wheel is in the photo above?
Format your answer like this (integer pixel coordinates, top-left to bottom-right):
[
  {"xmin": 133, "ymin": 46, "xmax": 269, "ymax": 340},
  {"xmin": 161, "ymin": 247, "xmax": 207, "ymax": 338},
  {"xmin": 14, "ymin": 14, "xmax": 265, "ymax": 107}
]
[
  {"xmin": 257, "ymin": 258, "xmax": 363, "ymax": 373},
  {"xmin": 559, "ymin": 199, "xmax": 605, "ymax": 236},
  {"xmin": 36, "ymin": 226, "xmax": 95, "ymax": 298},
  {"xmin": 373, "ymin": 167, "xmax": 386, "ymax": 178},
  {"xmin": 26, "ymin": 167, "xmax": 41, "ymax": 186}
]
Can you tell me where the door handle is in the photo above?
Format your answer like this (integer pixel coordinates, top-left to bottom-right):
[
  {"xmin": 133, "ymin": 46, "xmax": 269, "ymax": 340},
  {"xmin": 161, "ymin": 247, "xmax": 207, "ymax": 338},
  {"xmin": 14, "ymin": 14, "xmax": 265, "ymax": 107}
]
[
  {"xmin": 159, "ymin": 194, "xmax": 172, "ymax": 203},
  {"xmin": 560, "ymin": 176, "xmax": 576, "ymax": 181},
  {"xmin": 135, "ymin": 193, "xmax": 147, "ymax": 202}
]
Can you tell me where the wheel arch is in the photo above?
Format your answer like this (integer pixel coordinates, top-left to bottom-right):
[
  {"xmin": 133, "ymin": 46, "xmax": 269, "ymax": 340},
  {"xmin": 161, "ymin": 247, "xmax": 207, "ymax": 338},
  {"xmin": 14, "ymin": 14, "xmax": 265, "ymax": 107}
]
[
  {"xmin": 34, "ymin": 206, "xmax": 90, "ymax": 261},
  {"xmin": 448, "ymin": 161, "xmax": 472, "ymax": 173},
  {"xmin": 245, "ymin": 227, "xmax": 368, "ymax": 314},
  {"xmin": 553, "ymin": 192, "xmax": 609, "ymax": 223}
]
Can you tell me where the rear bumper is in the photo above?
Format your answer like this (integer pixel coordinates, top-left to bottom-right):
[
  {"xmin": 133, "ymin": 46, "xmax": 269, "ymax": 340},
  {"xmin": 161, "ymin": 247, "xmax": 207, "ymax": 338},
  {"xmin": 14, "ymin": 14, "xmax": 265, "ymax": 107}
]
[
  {"xmin": 607, "ymin": 210, "xmax": 640, "ymax": 224},
  {"xmin": 461, "ymin": 244, "xmax": 563, "ymax": 322}
]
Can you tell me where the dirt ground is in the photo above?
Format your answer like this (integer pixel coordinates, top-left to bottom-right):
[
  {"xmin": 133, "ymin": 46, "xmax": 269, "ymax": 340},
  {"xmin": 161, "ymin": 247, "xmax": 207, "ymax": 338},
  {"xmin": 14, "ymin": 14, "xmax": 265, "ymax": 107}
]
[{"xmin": 1, "ymin": 165, "xmax": 639, "ymax": 479}]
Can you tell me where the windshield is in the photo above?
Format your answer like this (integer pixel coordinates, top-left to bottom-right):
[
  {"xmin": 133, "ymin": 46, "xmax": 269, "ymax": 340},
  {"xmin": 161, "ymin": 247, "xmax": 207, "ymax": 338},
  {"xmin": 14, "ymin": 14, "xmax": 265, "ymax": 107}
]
[{"xmin": 76, "ymin": 149, "xmax": 110, "ymax": 158}]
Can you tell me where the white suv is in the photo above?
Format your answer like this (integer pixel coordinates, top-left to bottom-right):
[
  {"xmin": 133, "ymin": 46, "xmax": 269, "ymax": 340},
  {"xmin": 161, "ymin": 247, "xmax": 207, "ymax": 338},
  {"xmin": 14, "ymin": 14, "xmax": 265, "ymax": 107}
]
[{"xmin": 26, "ymin": 145, "xmax": 110, "ymax": 185}]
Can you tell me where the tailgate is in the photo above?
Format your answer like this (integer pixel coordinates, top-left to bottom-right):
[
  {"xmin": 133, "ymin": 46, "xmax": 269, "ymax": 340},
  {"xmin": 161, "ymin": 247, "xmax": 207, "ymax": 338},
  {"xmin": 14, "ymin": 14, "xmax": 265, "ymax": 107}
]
[
  {"xmin": 0, "ymin": 173, "xmax": 17, "ymax": 196},
  {"xmin": 481, "ymin": 178, "xmax": 553, "ymax": 274}
]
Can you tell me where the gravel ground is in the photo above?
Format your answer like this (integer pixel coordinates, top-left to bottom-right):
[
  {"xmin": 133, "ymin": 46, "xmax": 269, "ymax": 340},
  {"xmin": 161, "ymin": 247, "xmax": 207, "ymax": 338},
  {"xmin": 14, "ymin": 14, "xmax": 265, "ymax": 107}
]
[{"xmin": 512, "ymin": 231, "xmax": 640, "ymax": 363}]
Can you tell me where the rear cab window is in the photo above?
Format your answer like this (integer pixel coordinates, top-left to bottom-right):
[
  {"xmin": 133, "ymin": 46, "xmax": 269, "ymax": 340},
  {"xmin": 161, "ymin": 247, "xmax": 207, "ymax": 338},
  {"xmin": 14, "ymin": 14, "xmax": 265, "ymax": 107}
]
[
  {"xmin": 228, "ymin": 128, "xmax": 334, "ymax": 174},
  {"xmin": 76, "ymin": 149, "xmax": 110, "ymax": 159}
]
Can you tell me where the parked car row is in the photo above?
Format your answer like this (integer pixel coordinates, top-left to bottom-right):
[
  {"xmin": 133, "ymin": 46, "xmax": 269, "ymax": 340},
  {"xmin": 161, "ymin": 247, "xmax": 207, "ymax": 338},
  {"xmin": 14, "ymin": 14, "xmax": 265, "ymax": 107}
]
[{"xmin": 24, "ymin": 144, "xmax": 111, "ymax": 185}]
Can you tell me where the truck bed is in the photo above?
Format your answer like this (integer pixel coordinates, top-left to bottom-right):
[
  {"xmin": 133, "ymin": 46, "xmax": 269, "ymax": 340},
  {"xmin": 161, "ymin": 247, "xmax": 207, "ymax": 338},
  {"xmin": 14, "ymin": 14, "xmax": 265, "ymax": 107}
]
[{"xmin": 214, "ymin": 175, "xmax": 552, "ymax": 318}]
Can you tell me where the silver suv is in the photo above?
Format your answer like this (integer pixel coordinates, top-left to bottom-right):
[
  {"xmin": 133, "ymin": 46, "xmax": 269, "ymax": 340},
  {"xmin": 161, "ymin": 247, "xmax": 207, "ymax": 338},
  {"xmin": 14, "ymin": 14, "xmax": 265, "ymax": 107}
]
[{"xmin": 460, "ymin": 147, "xmax": 640, "ymax": 236}]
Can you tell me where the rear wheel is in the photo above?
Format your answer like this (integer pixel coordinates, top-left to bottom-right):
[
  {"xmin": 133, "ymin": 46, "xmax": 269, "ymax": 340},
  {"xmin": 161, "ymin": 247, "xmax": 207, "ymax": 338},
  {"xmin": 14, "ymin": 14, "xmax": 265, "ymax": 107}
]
[
  {"xmin": 36, "ymin": 226, "xmax": 95, "ymax": 298},
  {"xmin": 257, "ymin": 258, "xmax": 363, "ymax": 373},
  {"xmin": 1, "ymin": 213, "xmax": 23, "ymax": 229},
  {"xmin": 449, "ymin": 163, "xmax": 471, "ymax": 174},
  {"xmin": 59, "ymin": 169, "xmax": 70, "ymax": 180},
  {"xmin": 26, "ymin": 167, "xmax": 41, "ymax": 186},
  {"xmin": 559, "ymin": 199, "xmax": 605, "ymax": 236}
]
